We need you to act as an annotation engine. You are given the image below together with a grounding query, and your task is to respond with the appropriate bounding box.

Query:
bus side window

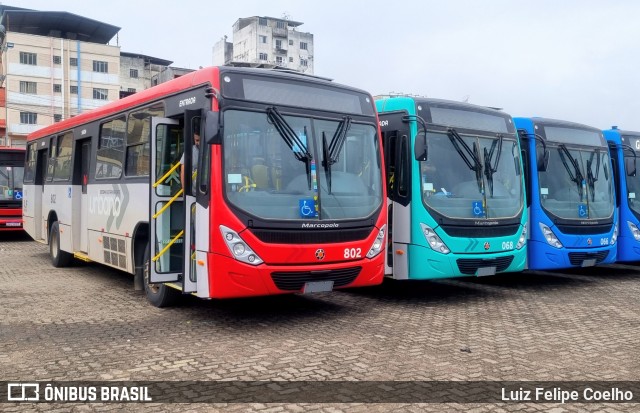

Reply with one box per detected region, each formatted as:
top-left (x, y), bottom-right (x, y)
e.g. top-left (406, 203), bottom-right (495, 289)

top-left (608, 142), bottom-right (620, 207)
top-left (46, 137), bottom-right (56, 182)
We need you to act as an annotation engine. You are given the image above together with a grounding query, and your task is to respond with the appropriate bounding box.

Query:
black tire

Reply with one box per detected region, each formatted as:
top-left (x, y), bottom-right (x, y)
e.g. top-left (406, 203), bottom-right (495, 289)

top-left (143, 244), bottom-right (180, 308)
top-left (50, 221), bottom-right (72, 267)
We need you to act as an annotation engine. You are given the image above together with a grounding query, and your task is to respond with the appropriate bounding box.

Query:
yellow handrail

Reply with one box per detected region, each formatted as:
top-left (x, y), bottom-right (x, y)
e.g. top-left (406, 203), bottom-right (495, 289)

top-left (152, 188), bottom-right (183, 219)
top-left (152, 230), bottom-right (184, 262)
top-left (153, 162), bottom-right (181, 188)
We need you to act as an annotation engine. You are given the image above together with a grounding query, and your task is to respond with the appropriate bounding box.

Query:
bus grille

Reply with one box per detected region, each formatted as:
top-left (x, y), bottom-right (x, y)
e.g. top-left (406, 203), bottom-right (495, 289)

top-left (568, 251), bottom-right (609, 266)
top-left (271, 267), bottom-right (362, 291)
top-left (556, 223), bottom-right (614, 235)
top-left (440, 223), bottom-right (520, 238)
top-left (456, 256), bottom-right (515, 275)
top-left (250, 227), bottom-right (373, 244)
top-left (103, 236), bottom-right (127, 269)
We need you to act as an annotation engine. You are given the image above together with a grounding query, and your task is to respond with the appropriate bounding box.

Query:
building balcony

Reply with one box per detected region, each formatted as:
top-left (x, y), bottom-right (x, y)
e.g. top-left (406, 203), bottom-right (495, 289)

top-left (275, 47), bottom-right (288, 54)
top-left (272, 27), bottom-right (288, 37)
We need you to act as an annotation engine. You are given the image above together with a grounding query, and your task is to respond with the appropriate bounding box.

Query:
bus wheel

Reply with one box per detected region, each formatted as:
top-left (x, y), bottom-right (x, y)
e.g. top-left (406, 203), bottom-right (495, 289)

top-left (143, 245), bottom-right (179, 308)
top-left (50, 221), bottom-right (72, 267)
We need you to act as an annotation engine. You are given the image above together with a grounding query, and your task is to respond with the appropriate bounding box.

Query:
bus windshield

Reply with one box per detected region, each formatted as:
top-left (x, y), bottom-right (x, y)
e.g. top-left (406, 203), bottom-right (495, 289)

top-left (223, 109), bottom-right (382, 221)
top-left (420, 131), bottom-right (523, 219)
top-left (538, 144), bottom-right (614, 219)
top-left (0, 165), bottom-right (24, 201)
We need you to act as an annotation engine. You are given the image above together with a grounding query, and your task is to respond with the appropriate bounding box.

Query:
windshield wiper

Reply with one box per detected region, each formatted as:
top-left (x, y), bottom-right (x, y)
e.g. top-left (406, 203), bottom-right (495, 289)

top-left (586, 149), bottom-right (600, 202)
top-left (267, 106), bottom-right (313, 190)
top-left (557, 144), bottom-right (585, 200)
top-left (447, 128), bottom-right (483, 193)
top-left (483, 134), bottom-right (503, 197)
top-left (321, 116), bottom-right (352, 194)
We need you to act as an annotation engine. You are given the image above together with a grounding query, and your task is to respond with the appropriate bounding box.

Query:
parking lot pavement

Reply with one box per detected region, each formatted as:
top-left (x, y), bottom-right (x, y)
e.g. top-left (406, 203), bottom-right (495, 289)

top-left (1, 233), bottom-right (639, 412)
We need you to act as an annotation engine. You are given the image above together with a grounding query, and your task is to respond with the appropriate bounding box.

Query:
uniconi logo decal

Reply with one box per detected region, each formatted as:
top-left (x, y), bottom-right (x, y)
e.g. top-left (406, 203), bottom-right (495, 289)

top-left (89, 185), bottom-right (130, 231)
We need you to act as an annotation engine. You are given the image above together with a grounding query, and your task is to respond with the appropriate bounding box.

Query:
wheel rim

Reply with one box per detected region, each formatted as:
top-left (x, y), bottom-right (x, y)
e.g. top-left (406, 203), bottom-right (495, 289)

top-left (51, 230), bottom-right (58, 259)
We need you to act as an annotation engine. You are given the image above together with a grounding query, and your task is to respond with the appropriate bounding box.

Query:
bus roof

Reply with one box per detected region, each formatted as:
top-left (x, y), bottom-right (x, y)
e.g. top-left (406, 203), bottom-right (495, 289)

top-left (517, 117), bottom-right (601, 133)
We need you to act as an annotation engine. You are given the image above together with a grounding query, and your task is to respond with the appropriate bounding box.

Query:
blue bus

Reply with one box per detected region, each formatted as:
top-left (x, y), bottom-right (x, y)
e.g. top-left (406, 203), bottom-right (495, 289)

top-left (515, 117), bottom-right (617, 270)
top-left (377, 97), bottom-right (527, 280)
top-left (603, 126), bottom-right (640, 262)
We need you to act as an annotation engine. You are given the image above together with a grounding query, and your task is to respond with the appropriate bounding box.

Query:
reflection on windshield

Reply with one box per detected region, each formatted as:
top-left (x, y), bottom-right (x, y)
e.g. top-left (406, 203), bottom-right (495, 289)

top-left (421, 131), bottom-right (523, 219)
top-left (0, 166), bottom-right (24, 201)
top-left (538, 146), bottom-right (613, 219)
top-left (223, 110), bottom-right (382, 221)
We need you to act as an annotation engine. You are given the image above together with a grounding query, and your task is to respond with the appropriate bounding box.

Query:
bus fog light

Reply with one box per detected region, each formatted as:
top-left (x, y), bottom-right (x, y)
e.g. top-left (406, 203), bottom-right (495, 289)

top-left (516, 222), bottom-right (528, 250)
top-left (420, 223), bottom-right (450, 254)
top-left (366, 225), bottom-right (386, 258)
top-left (611, 224), bottom-right (618, 245)
top-left (627, 221), bottom-right (640, 241)
top-left (219, 225), bottom-right (264, 266)
top-left (539, 222), bottom-right (562, 248)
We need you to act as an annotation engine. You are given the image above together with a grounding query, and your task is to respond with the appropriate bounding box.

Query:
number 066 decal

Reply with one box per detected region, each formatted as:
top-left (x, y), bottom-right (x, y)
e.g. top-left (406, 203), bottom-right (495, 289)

top-left (344, 248), bottom-right (362, 259)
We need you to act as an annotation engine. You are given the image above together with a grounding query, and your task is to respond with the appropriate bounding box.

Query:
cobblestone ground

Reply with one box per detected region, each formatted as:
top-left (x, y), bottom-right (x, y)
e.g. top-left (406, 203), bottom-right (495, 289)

top-left (1, 232), bottom-right (639, 412)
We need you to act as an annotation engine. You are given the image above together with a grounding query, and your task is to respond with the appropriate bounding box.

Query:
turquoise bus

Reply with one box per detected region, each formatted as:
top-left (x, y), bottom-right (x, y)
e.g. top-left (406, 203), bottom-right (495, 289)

top-left (376, 97), bottom-right (527, 279)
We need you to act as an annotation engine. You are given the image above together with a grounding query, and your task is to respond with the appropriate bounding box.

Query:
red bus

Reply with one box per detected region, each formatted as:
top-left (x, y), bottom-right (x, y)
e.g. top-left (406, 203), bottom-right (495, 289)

top-left (0, 147), bottom-right (25, 231)
top-left (23, 66), bottom-right (386, 307)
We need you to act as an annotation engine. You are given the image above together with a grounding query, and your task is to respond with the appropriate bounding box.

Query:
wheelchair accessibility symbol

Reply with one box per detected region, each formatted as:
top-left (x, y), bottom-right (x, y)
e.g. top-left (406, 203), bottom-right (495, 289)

top-left (578, 204), bottom-right (587, 218)
top-left (472, 201), bottom-right (484, 217)
top-left (13, 190), bottom-right (22, 200)
top-left (299, 199), bottom-right (316, 218)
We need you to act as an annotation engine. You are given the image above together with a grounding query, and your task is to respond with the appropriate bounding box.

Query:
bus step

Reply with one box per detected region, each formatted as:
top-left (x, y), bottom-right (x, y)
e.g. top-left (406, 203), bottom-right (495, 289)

top-left (73, 252), bottom-right (92, 262)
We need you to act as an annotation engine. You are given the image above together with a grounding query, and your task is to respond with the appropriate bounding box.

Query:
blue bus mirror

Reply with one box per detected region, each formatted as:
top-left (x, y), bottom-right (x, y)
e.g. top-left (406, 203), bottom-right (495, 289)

top-left (204, 111), bottom-right (220, 144)
top-left (625, 157), bottom-right (637, 177)
top-left (414, 133), bottom-right (427, 161)
top-left (538, 149), bottom-right (549, 171)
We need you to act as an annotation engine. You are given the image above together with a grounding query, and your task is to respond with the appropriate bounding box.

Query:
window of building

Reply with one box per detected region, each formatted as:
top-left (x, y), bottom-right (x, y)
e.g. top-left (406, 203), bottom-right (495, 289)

top-left (96, 117), bottom-right (126, 179)
top-left (20, 112), bottom-right (37, 124)
top-left (53, 132), bottom-right (73, 181)
top-left (93, 88), bottom-right (108, 100)
top-left (70, 85), bottom-right (78, 94)
top-left (259, 53), bottom-right (268, 61)
top-left (300, 42), bottom-right (308, 50)
top-left (289, 57), bottom-right (294, 63)
top-left (258, 17), bottom-right (267, 26)
top-left (289, 39), bottom-right (293, 46)
top-left (54, 114), bottom-right (62, 123)
top-left (130, 68), bottom-right (138, 78)
top-left (125, 103), bottom-right (164, 176)
top-left (70, 57), bottom-right (78, 67)
top-left (276, 39), bottom-right (282, 49)
top-left (276, 21), bottom-right (286, 29)
top-left (19, 52), bottom-right (37, 65)
top-left (92, 60), bottom-right (108, 73)
top-left (53, 84), bottom-right (62, 93)
top-left (53, 55), bottom-right (61, 64)
top-left (127, 88), bottom-right (136, 93)
top-left (19, 81), bottom-right (37, 94)
top-left (276, 56), bottom-right (283, 65)
top-left (259, 35), bottom-right (267, 44)
top-left (300, 59), bottom-right (308, 67)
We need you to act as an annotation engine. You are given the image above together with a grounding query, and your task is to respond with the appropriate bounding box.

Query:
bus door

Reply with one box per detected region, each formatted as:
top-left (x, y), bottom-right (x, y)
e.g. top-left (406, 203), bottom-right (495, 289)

top-left (149, 118), bottom-right (188, 284)
top-left (34, 147), bottom-right (47, 240)
top-left (72, 139), bottom-right (91, 252)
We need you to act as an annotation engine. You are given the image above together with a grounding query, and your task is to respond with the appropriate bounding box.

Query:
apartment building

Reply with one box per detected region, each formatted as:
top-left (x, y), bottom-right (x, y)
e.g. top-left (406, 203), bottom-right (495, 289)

top-left (213, 16), bottom-right (314, 74)
top-left (119, 52), bottom-right (173, 98)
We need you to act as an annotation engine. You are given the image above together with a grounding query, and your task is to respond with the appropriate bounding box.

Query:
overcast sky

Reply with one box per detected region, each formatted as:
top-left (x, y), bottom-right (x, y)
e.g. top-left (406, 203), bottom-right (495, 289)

top-left (12, 0), bottom-right (640, 131)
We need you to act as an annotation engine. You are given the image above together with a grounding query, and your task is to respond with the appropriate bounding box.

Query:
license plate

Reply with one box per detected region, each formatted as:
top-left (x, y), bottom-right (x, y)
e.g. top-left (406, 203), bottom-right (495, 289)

top-left (302, 281), bottom-right (334, 294)
top-left (476, 266), bottom-right (497, 277)
top-left (581, 259), bottom-right (596, 267)
top-left (5, 222), bottom-right (21, 227)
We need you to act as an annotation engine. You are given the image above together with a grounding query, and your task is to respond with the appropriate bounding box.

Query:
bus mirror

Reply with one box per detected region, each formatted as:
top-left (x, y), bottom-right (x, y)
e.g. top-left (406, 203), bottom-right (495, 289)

top-left (204, 111), bottom-right (220, 144)
top-left (537, 149), bottom-right (549, 171)
top-left (414, 133), bottom-right (427, 161)
top-left (625, 157), bottom-right (637, 177)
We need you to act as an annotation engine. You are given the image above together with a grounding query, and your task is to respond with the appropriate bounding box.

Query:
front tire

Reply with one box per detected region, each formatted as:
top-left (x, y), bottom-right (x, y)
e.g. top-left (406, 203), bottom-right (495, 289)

top-left (50, 221), bottom-right (72, 267)
top-left (143, 244), bottom-right (180, 308)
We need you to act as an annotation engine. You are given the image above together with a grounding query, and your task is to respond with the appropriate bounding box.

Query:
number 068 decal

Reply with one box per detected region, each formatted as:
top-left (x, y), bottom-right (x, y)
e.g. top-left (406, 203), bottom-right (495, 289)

top-left (344, 248), bottom-right (362, 259)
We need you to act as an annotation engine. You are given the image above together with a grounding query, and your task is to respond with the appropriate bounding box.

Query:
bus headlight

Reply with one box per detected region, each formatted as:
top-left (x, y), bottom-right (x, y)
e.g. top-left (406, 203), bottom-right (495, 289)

top-left (219, 225), bottom-right (263, 266)
top-left (539, 223), bottom-right (562, 248)
top-left (610, 224), bottom-right (618, 245)
top-left (420, 223), bottom-right (450, 254)
top-left (627, 221), bottom-right (640, 241)
top-left (366, 225), bottom-right (386, 258)
top-left (516, 222), bottom-right (528, 250)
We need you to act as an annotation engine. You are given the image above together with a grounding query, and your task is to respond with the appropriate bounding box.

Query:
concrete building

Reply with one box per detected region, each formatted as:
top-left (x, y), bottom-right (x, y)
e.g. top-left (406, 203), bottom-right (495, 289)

top-left (0, 6), bottom-right (175, 147)
top-left (213, 16), bottom-right (314, 74)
